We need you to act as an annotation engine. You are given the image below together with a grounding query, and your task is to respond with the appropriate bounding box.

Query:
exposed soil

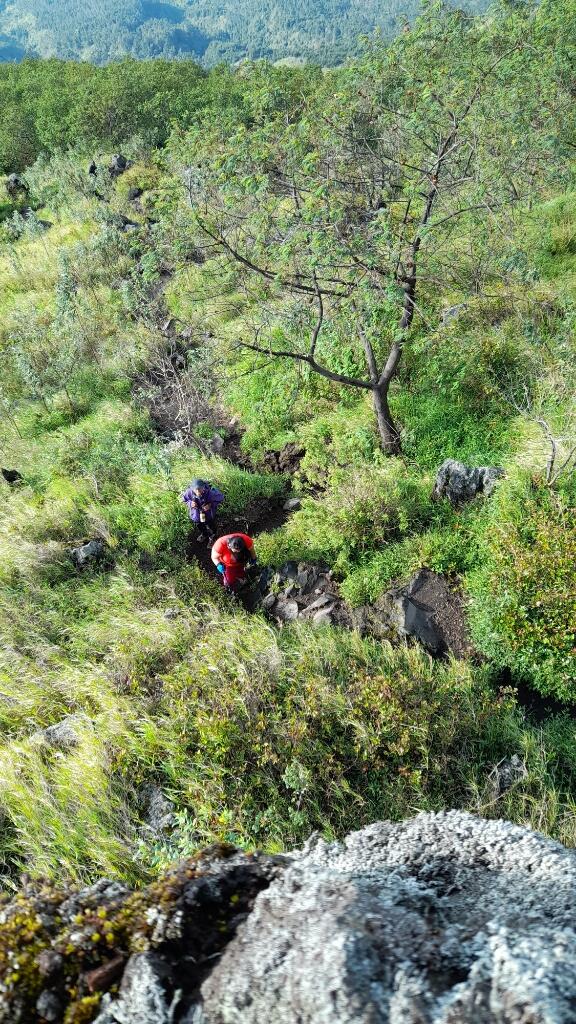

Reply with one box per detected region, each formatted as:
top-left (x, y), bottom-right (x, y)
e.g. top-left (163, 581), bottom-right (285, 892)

top-left (405, 569), bottom-right (473, 660)
top-left (260, 443), bottom-right (305, 476)
top-left (496, 669), bottom-right (576, 723)
top-left (218, 429), bottom-right (254, 470)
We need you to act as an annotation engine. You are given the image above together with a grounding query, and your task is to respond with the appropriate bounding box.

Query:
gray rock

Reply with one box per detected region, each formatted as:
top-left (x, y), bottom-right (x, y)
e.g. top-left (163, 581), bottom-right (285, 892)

top-left (93, 954), bottom-right (175, 1024)
top-left (70, 538), bottom-right (105, 568)
top-left (58, 879), bottom-right (129, 925)
top-left (432, 459), bottom-right (505, 506)
top-left (199, 811), bottom-right (576, 1024)
top-left (34, 715), bottom-right (89, 750)
top-left (401, 595), bottom-right (443, 652)
top-left (6, 173), bottom-right (28, 198)
top-left (368, 567), bottom-right (470, 657)
top-left (108, 154), bottom-right (130, 179)
top-left (261, 593), bottom-right (277, 611)
top-left (295, 570), bottom-right (312, 592)
top-left (36, 990), bottom-right (63, 1022)
top-left (441, 302), bottom-right (468, 325)
top-left (305, 593), bottom-right (334, 613)
top-left (140, 785), bottom-right (176, 835)
top-left (488, 754), bottom-right (528, 798)
top-left (37, 950), bottom-right (64, 979)
top-left (283, 498), bottom-right (302, 512)
top-left (275, 600), bottom-right (300, 623)
top-left (312, 609), bottom-right (333, 626)
top-left (210, 435), bottom-right (225, 454)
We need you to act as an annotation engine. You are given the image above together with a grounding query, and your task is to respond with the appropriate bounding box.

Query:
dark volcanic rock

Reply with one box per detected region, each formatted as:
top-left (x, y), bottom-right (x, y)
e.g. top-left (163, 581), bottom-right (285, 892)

top-left (432, 458), bottom-right (504, 506)
top-left (108, 154), bottom-right (131, 178)
top-left (1, 468), bottom-right (23, 485)
top-left (261, 561), bottom-right (351, 628)
top-left (70, 538), bottom-right (106, 568)
top-left (352, 568), bottom-right (471, 658)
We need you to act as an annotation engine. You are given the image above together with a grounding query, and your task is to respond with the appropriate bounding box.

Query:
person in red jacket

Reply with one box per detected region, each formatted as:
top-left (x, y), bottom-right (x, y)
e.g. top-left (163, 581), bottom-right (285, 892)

top-left (211, 533), bottom-right (257, 592)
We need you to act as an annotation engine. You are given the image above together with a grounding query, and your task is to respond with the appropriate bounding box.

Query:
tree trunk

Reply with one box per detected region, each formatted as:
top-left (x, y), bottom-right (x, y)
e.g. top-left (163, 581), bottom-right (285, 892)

top-left (373, 380), bottom-right (401, 455)
top-left (359, 323), bottom-right (402, 456)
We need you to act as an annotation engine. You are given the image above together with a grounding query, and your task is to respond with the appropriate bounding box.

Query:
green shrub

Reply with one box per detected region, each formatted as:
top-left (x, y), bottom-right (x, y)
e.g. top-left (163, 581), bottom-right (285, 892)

top-left (257, 462), bottom-right (433, 573)
top-left (340, 511), bottom-right (480, 605)
top-left (148, 625), bottom-right (523, 858)
top-left (115, 163), bottom-right (161, 199)
top-left (468, 479), bottom-right (576, 700)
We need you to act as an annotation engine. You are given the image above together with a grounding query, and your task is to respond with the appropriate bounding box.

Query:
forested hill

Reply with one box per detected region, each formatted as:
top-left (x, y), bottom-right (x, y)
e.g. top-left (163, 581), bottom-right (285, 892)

top-left (0, 0), bottom-right (489, 65)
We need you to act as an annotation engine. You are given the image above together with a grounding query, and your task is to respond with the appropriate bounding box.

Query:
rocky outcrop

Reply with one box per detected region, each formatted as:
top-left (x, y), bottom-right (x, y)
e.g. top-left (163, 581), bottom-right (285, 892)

top-left (432, 459), bottom-right (504, 506)
top-left (262, 564), bottom-right (470, 656)
top-left (352, 567), bottom-right (471, 658)
top-left (3, 813), bottom-right (574, 1024)
top-left (70, 538), bottom-right (106, 568)
top-left (195, 811), bottom-right (576, 1024)
top-left (262, 561), bottom-right (352, 628)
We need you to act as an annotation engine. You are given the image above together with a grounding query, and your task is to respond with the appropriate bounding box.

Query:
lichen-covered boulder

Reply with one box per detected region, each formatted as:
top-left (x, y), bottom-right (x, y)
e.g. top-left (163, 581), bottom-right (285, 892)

top-left (2, 814), bottom-right (576, 1023)
top-left (197, 811), bottom-right (576, 1024)
top-left (431, 459), bottom-right (504, 506)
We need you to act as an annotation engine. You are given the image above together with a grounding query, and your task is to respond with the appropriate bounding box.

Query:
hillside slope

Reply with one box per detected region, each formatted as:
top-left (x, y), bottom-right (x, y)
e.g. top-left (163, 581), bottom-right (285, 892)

top-left (0, 0), bottom-right (575, 896)
top-left (0, 0), bottom-right (488, 64)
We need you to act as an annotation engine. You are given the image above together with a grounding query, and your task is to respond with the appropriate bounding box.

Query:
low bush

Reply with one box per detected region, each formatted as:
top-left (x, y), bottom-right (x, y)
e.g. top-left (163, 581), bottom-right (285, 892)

top-left (257, 462), bottom-right (433, 573)
top-left (468, 478), bottom-right (576, 701)
top-left (142, 625), bottom-right (526, 862)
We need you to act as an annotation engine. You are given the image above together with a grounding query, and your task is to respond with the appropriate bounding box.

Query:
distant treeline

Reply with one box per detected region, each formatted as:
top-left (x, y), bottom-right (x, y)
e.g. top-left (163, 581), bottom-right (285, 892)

top-left (0, 0), bottom-right (489, 67)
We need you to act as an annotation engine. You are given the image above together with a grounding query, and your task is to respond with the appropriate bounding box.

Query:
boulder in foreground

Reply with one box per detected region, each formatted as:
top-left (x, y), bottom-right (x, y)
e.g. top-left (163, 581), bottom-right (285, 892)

top-left (2, 811), bottom-right (572, 1024)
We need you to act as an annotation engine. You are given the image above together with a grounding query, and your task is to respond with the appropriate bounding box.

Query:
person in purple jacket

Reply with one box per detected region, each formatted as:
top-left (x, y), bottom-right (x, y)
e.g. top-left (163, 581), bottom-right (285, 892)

top-left (182, 478), bottom-right (224, 544)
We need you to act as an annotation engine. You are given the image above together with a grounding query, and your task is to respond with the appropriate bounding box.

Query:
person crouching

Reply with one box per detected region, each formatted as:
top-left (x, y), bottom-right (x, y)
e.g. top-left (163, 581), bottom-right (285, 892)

top-left (182, 478), bottom-right (224, 545)
top-left (211, 533), bottom-right (257, 594)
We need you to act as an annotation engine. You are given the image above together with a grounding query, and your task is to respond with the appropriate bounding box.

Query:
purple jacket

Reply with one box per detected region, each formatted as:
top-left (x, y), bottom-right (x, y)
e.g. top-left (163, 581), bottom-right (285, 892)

top-left (182, 484), bottom-right (224, 523)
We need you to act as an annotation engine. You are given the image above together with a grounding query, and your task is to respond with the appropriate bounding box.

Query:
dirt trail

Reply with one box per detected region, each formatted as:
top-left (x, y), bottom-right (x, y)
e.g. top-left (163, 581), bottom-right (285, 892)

top-left (185, 494), bottom-right (291, 579)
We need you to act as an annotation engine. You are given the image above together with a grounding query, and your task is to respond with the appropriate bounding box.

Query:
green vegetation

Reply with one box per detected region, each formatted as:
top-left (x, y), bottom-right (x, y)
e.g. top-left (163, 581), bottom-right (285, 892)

top-left (0, 0), bottom-right (575, 891)
top-left (0, 0), bottom-right (488, 66)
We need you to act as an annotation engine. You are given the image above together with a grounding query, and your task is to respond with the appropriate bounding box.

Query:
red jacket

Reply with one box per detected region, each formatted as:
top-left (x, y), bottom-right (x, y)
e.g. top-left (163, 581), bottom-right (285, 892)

top-left (211, 533), bottom-right (255, 569)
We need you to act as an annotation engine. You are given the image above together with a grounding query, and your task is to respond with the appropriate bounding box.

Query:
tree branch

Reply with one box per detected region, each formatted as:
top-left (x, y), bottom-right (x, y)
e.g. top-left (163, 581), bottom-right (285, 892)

top-left (238, 340), bottom-right (373, 390)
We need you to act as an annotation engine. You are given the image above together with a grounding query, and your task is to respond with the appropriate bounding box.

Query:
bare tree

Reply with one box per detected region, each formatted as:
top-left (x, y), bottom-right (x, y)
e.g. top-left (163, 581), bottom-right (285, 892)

top-left (174, 9), bottom-right (553, 454)
top-left (502, 378), bottom-right (576, 487)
